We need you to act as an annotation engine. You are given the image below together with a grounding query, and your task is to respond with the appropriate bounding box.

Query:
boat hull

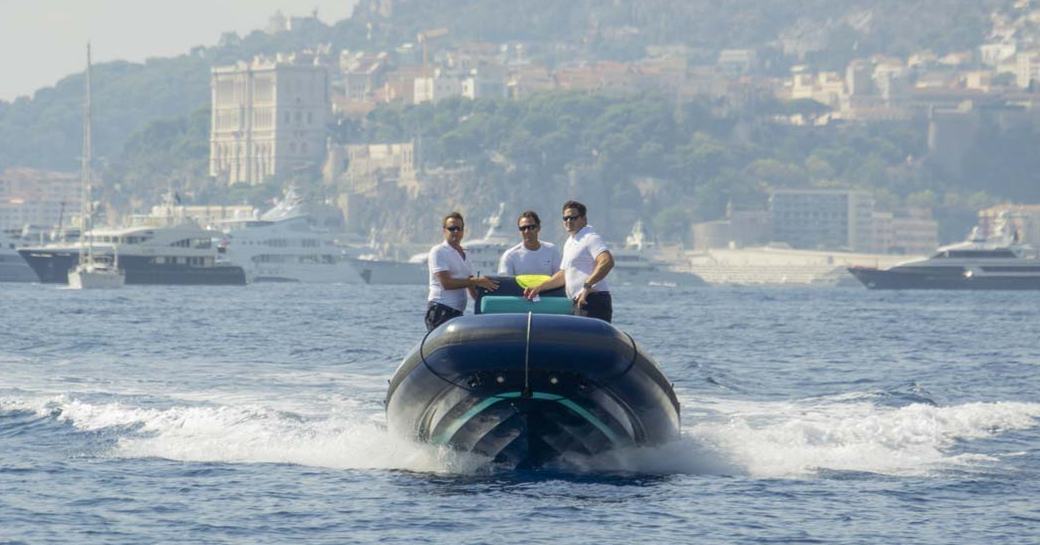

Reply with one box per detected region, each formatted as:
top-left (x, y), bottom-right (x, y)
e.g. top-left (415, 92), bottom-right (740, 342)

top-left (348, 258), bottom-right (427, 285)
top-left (385, 314), bottom-right (680, 469)
top-left (19, 250), bottom-right (246, 286)
top-left (68, 268), bottom-right (125, 289)
top-left (848, 266), bottom-right (1040, 290)
top-left (0, 254), bottom-right (36, 282)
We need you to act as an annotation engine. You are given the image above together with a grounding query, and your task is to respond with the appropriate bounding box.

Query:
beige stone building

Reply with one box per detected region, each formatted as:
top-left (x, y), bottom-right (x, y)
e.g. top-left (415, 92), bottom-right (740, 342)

top-left (210, 54), bottom-right (330, 185)
top-left (324, 142), bottom-right (417, 195)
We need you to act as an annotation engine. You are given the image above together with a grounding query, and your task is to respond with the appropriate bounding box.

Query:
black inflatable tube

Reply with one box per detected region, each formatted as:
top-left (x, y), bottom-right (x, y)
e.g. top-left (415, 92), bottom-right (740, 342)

top-left (386, 313), bottom-right (680, 469)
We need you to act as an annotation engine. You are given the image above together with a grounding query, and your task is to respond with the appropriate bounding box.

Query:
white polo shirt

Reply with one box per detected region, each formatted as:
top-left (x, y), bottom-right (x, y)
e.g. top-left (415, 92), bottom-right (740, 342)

top-left (561, 225), bottom-right (610, 299)
top-left (497, 242), bottom-right (561, 276)
top-left (427, 241), bottom-right (473, 312)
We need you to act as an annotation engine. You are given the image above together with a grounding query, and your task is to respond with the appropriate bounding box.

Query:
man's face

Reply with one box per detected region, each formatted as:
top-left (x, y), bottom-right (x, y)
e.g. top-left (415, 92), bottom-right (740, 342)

top-left (443, 217), bottom-right (465, 245)
top-left (518, 217), bottom-right (540, 244)
top-left (562, 207), bottom-right (586, 234)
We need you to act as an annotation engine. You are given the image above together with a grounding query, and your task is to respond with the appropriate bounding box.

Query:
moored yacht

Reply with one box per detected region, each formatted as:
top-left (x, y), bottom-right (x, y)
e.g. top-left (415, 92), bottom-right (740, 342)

top-left (611, 221), bottom-right (706, 287)
top-left (464, 203), bottom-right (513, 276)
top-left (848, 217), bottom-right (1040, 290)
top-left (348, 204), bottom-right (512, 285)
top-left (20, 200), bottom-right (245, 286)
top-left (218, 187), bottom-right (362, 283)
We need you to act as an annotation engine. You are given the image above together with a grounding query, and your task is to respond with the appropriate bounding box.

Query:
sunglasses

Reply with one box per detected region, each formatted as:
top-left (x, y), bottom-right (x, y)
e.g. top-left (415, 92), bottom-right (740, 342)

top-left (518, 225), bottom-right (539, 232)
top-left (444, 226), bottom-right (464, 232)
top-left (562, 215), bottom-right (582, 222)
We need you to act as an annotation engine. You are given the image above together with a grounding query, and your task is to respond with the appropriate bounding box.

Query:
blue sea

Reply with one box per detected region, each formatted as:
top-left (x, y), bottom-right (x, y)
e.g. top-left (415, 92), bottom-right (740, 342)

top-left (1, 283), bottom-right (1038, 544)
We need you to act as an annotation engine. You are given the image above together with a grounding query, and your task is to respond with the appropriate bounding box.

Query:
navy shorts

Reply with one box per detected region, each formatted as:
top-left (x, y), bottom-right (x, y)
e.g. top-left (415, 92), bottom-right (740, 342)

top-left (425, 302), bottom-right (463, 332)
top-left (573, 291), bottom-right (612, 323)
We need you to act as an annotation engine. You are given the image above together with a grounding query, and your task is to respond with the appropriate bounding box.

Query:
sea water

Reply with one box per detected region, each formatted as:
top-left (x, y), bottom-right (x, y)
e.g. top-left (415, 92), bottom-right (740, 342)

top-left (1, 283), bottom-right (1038, 544)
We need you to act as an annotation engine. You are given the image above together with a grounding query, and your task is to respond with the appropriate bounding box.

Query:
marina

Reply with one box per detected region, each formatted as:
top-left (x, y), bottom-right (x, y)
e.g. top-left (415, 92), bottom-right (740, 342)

top-left (4, 2), bottom-right (1040, 543)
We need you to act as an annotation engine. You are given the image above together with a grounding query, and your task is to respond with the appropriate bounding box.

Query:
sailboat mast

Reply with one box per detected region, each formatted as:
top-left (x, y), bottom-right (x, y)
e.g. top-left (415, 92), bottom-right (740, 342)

top-left (81, 43), bottom-right (94, 265)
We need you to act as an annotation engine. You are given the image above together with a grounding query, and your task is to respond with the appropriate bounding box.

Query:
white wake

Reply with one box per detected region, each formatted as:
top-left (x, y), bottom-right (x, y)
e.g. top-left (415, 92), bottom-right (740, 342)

top-left (5, 392), bottom-right (1038, 478)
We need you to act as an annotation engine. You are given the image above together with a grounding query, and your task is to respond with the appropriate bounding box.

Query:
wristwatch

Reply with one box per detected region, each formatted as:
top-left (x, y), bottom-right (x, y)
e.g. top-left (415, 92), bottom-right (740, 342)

top-left (582, 281), bottom-right (594, 291)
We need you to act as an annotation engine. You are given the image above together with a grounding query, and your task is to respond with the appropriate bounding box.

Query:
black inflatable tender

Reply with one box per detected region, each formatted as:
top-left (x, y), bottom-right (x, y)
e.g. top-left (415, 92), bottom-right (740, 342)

top-left (385, 311), bottom-right (681, 469)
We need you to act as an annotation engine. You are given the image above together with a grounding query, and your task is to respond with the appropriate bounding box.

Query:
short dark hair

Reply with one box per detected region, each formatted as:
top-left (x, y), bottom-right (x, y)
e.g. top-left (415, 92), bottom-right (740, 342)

top-left (562, 200), bottom-right (586, 217)
top-left (442, 211), bottom-right (464, 228)
top-left (517, 210), bottom-right (541, 227)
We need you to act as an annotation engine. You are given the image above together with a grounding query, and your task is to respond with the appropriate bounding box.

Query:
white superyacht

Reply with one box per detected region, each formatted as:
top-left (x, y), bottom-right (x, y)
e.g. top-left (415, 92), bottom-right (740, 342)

top-left (218, 187), bottom-right (363, 284)
top-left (610, 221), bottom-right (706, 287)
top-left (348, 204), bottom-right (512, 285)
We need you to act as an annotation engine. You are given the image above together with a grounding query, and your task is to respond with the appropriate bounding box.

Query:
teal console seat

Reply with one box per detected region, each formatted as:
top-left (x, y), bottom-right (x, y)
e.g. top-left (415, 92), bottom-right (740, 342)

top-left (479, 295), bottom-right (572, 315)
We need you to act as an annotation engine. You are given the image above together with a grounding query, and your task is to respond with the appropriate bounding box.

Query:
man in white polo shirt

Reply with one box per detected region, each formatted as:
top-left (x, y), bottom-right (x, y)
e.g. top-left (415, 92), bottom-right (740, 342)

top-left (523, 200), bottom-right (615, 322)
top-left (426, 211), bottom-right (499, 331)
top-left (498, 210), bottom-right (561, 277)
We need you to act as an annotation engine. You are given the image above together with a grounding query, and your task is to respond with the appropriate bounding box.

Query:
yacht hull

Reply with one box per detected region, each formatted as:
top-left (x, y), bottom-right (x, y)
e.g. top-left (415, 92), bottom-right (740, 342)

top-left (612, 267), bottom-right (707, 288)
top-left (849, 266), bottom-right (1040, 290)
top-left (0, 255), bottom-right (36, 282)
top-left (349, 258), bottom-right (427, 285)
top-left (386, 314), bottom-right (680, 469)
top-left (19, 250), bottom-right (246, 285)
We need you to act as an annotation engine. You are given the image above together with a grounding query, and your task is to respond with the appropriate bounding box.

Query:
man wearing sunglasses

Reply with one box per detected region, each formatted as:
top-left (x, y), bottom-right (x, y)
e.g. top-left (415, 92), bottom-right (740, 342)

top-left (523, 200), bottom-right (615, 322)
top-left (498, 210), bottom-right (561, 276)
top-left (426, 211), bottom-right (499, 331)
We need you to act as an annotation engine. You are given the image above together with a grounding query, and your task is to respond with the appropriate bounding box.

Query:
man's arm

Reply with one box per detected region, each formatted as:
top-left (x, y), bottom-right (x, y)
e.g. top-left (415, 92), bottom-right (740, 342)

top-left (584, 250), bottom-right (614, 287)
top-left (435, 271), bottom-right (498, 291)
top-left (524, 270), bottom-right (565, 299)
top-left (575, 250), bottom-right (614, 308)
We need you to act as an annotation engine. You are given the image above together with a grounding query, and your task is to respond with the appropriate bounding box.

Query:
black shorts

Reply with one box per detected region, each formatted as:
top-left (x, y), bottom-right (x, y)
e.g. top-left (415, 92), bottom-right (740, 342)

top-left (573, 291), bottom-right (612, 323)
top-left (425, 302), bottom-right (463, 332)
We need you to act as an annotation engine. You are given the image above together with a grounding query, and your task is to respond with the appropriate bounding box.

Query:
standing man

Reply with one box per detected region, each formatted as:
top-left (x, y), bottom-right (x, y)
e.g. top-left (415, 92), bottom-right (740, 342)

top-left (426, 212), bottom-right (498, 331)
top-left (524, 201), bottom-right (615, 322)
top-left (498, 210), bottom-right (562, 276)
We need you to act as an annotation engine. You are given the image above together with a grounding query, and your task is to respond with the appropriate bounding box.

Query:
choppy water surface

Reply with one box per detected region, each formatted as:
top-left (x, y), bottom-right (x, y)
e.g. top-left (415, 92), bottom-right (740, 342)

top-left (1, 283), bottom-right (1038, 544)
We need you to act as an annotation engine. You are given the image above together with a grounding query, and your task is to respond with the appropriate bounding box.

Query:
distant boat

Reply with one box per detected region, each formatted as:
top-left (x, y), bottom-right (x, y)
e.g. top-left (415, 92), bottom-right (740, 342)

top-left (68, 251), bottom-right (124, 289)
top-left (611, 221), bottom-right (706, 287)
top-left (348, 204), bottom-right (513, 285)
top-left (20, 206), bottom-right (245, 286)
top-left (66, 43), bottom-right (124, 290)
top-left (217, 186), bottom-right (363, 284)
top-left (849, 215), bottom-right (1040, 290)
top-left (463, 202), bottom-right (513, 276)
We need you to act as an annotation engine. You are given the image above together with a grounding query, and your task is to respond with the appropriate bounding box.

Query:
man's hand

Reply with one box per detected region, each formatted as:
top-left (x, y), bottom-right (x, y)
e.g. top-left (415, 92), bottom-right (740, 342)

top-left (574, 287), bottom-right (590, 309)
top-left (523, 283), bottom-right (542, 300)
top-left (474, 276), bottom-right (499, 291)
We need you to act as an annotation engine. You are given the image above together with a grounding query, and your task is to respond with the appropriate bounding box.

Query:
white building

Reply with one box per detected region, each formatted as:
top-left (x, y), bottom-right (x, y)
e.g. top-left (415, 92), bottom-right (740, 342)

top-left (980, 42), bottom-right (1017, 66)
top-left (461, 67), bottom-right (507, 100)
top-left (413, 69), bottom-right (463, 104)
top-left (210, 54), bottom-right (330, 185)
top-left (1015, 51), bottom-right (1040, 88)
top-left (770, 189), bottom-right (875, 252)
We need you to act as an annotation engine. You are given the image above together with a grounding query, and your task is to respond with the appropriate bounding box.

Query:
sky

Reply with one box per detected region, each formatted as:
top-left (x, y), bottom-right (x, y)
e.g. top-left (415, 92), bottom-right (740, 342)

top-left (0, 0), bottom-right (357, 102)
